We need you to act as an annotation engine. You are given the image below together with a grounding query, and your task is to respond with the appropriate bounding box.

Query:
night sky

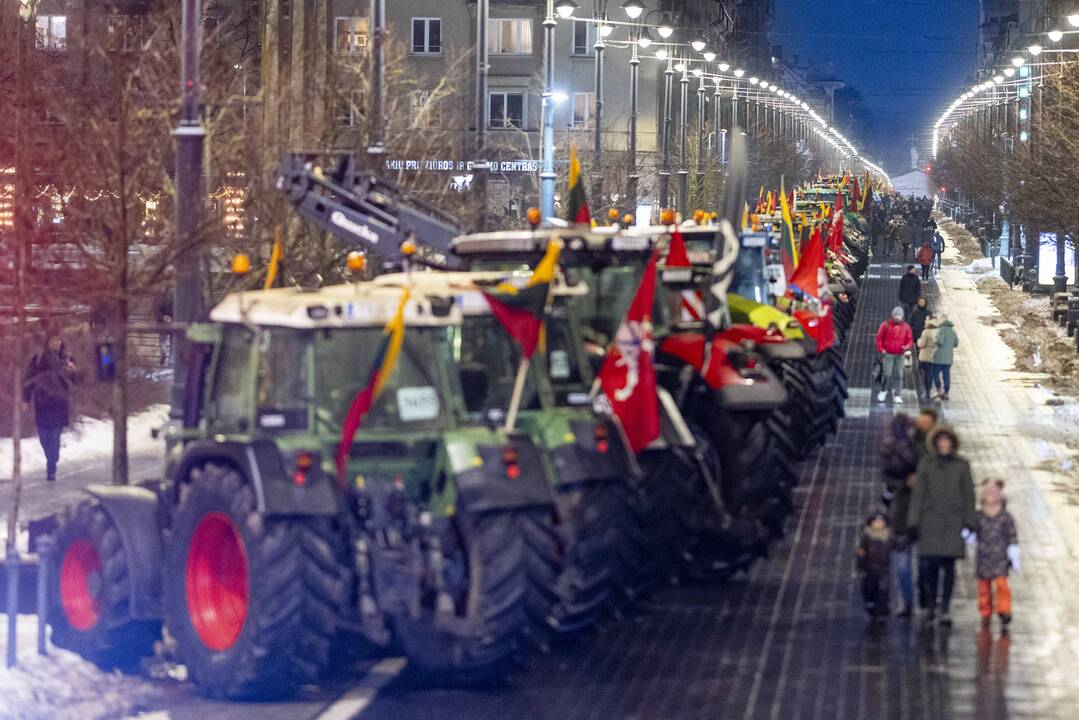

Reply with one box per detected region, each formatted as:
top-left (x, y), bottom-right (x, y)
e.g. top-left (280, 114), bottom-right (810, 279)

top-left (772, 0), bottom-right (980, 176)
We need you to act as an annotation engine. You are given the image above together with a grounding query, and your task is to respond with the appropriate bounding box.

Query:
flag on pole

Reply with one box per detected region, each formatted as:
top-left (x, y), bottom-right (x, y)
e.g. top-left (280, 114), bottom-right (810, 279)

top-left (336, 288), bottom-right (410, 482)
top-left (264, 226), bottom-right (283, 290)
top-left (598, 252), bottom-right (660, 452)
top-left (482, 239), bottom-right (562, 359)
top-left (565, 144), bottom-right (591, 224)
top-left (852, 177), bottom-right (862, 208)
top-left (778, 179), bottom-right (799, 276)
top-left (788, 226), bottom-right (824, 299)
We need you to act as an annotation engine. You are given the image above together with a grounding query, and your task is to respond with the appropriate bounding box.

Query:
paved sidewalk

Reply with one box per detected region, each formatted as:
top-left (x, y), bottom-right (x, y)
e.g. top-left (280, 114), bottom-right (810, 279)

top-left (350, 255), bottom-right (1079, 720)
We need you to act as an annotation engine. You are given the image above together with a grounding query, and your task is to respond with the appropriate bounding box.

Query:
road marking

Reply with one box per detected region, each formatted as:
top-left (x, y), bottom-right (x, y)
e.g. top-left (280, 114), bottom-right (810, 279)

top-left (315, 657), bottom-right (407, 720)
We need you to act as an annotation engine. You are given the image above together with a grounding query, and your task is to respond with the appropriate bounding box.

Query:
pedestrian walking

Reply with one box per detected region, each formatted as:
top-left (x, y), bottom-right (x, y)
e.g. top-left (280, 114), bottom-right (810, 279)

top-left (974, 480), bottom-right (1019, 630)
top-left (880, 410), bottom-right (937, 617)
top-left (22, 332), bottom-right (81, 482)
top-left (856, 508), bottom-right (895, 622)
top-left (909, 297), bottom-right (930, 344)
top-left (916, 315), bottom-right (939, 400)
top-left (901, 220), bottom-right (914, 261)
top-left (876, 307), bottom-right (913, 404)
top-left (931, 231), bottom-right (945, 270)
top-left (931, 314), bottom-right (959, 400)
top-left (899, 265), bottom-right (921, 319)
top-left (908, 426), bottom-right (977, 626)
top-left (917, 242), bottom-right (934, 282)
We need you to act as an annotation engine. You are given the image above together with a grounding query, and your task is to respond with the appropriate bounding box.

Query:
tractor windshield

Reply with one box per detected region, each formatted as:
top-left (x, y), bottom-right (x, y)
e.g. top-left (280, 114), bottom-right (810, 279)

top-left (452, 316), bottom-right (546, 415)
top-left (730, 244), bottom-right (768, 303)
top-left (316, 327), bottom-right (455, 431)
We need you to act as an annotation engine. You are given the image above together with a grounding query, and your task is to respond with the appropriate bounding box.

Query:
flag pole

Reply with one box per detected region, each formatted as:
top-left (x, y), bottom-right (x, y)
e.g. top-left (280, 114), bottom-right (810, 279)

top-left (503, 357), bottom-right (530, 433)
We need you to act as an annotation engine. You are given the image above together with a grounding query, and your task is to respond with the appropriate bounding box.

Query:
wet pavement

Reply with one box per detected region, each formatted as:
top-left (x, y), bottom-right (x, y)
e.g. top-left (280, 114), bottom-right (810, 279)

top-left (344, 250), bottom-right (1079, 720)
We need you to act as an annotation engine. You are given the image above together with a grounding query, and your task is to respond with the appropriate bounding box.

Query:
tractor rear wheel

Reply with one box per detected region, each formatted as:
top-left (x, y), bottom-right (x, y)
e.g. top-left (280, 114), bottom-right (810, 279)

top-left (392, 509), bottom-right (533, 682)
top-left (49, 500), bottom-right (160, 670)
top-left (163, 462), bottom-right (347, 699)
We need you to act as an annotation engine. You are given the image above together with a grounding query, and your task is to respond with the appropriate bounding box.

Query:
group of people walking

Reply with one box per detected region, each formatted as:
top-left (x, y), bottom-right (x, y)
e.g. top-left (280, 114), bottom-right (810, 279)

top-left (877, 266), bottom-right (957, 402)
top-left (859, 410), bottom-right (1020, 629)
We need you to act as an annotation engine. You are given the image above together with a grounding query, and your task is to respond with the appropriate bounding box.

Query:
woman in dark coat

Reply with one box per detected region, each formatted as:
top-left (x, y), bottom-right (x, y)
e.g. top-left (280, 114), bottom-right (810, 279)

top-left (22, 333), bottom-right (80, 481)
top-left (907, 426), bottom-right (977, 624)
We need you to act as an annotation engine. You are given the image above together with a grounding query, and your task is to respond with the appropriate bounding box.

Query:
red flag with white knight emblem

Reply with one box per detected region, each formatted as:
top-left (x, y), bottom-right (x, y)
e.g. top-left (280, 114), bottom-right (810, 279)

top-left (598, 253), bottom-right (660, 452)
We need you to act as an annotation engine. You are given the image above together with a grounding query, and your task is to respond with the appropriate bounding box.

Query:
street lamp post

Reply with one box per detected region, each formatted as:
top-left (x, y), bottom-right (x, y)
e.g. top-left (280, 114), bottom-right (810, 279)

top-left (475, 0), bottom-right (489, 229)
top-left (368, 0), bottom-right (386, 157)
top-left (171, 0), bottom-right (206, 420)
top-left (713, 78), bottom-right (725, 164)
top-left (540, 0), bottom-right (558, 220)
top-left (592, 1), bottom-right (608, 208)
top-left (677, 61), bottom-right (689, 215)
top-left (659, 57), bottom-right (674, 212)
top-left (696, 74), bottom-right (706, 205)
top-left (626, 26), bottom-right (640, 215)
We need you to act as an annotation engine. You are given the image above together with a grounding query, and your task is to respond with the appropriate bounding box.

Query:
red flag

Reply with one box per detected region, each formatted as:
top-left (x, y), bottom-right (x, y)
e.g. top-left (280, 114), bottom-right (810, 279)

top-left (666, 228), bottom-right (691, 267)
top-left (788, 226), bottom-right (824, 298)
top-left (599, 253), bottom-right (660, 452)
top-left (852, 177), bottom-right (862, 207)
top-left (827, 207), bottom-right (845, 253)
top-left (482, 240), bottom-right (561, 359)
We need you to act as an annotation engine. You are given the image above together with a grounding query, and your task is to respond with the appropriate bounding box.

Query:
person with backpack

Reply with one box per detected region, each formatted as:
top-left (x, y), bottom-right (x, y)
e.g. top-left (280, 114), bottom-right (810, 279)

top-left (22, 332), bottom-right (81, 482)
top-left (876, 306), bottom-right (913, 403)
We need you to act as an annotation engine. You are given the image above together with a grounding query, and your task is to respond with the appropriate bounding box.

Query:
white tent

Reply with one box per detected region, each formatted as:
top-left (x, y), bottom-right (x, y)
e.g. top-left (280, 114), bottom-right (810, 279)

top-left (891, 170), bottom-right (932, 198)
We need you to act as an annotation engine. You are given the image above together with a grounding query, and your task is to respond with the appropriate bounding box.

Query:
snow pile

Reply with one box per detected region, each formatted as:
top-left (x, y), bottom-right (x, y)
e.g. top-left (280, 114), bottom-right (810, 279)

top-left (0, 616), bottom-right (161, 720)
top-left (0, 405), bottom-right (168, 479)
top-left (963, 257), bottom-right (999, 277)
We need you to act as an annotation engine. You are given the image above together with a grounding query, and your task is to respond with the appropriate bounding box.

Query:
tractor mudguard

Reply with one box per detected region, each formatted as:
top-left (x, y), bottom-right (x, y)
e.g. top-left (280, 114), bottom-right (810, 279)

top-left (550, 418), bottom-right (636, 488)
top-left (171, 439), bottom-right (339, 517)
top-left (82, 484), bottom-right (163, 620)
top-left (453, 436), bottom-right (554, 514)
top-left (659, 333), bottom-right (788, 412)
top-left (721, 324), bottom-right (808, 361)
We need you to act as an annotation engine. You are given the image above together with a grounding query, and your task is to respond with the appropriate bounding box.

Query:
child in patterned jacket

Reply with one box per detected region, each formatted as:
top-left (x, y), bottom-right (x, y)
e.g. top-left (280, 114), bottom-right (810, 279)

top-left (974, 480), bottom-right (1019, 629)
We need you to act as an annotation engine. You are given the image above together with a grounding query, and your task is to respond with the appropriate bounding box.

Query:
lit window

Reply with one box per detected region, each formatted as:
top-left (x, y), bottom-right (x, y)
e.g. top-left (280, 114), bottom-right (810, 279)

top-left (488, 91), bottom-right (525, 129)
top-left (36, 15), bottom-right (66, 51)
top-left (412, 17), bottom-right (441, 55)
top-left (488, 19), bottom-right (532, 55)
top-left (572, 92), bottom-right (593, 129)
top-left (572, 20), bottom-right (595, 56)
top-left (335, 17), bottom-right (369, 54)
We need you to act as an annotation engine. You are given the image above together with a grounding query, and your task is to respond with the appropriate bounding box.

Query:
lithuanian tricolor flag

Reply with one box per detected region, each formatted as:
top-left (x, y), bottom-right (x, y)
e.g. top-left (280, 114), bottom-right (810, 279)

top-left (482, 239), bottom-right (562, 359)
top-left (779, 179), bottom-right (799, 275)
top-left (565, 144), bottom-right (591, 224)
top-left (336, 288), bottom-right (410, 482)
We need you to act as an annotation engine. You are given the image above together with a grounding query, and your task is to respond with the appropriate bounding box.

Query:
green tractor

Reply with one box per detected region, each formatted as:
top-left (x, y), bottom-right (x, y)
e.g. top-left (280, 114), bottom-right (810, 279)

top-left (375, 270), bottom-right (657, 634)
top-left (48, 282), bottom-right (560, 696)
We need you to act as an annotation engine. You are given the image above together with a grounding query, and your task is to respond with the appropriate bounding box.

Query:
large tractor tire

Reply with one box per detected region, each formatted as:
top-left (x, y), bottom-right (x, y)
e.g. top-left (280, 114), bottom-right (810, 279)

top-left (520, 484), bottom-right (624, 642)
top-left (163, 462), bottom-right (347, 699)
top-left (608, 480), bottom-right (666, 602)
top-left (49, 500), bottom-right (160, 670)
top-left (392, 509), bottom-right (534, 682)
top-left (709, 417), bottom-right (794, 539)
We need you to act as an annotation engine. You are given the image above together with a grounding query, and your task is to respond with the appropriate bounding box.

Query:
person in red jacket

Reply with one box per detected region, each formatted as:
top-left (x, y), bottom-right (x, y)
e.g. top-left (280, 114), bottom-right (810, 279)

top-left (877, 306), bottom-right (914, 404)
top-left (917, 242), bottom-right (934, 281)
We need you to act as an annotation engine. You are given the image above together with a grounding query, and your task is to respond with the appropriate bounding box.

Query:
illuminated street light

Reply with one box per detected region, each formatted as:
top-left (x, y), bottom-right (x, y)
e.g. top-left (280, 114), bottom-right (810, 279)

top-left (1048, 28), bottom-right (1064, 42)
top-left (655, 48), bottom-right (668, 60)
top-left (718, 62), bottom-right (730, 72)
top-left (702, 51), bottom-right (716, 62)
top-left (749, 76), bottom-right (759, 85)
top-left (1011, 56), bottom-right (1025, 67)
top-left (657, 16), bottom-right (674, 38)
top-left (637, 28), bottom-right (653, 48)
top-left (691, 34), bottom-right (707, 53)
top-left (551, 90), bottom-right (569, 103)
top-left (733, 68), bottom-right (745, 77)
top-left (1069, 14), bottom-right (1079, 28)
top-left (599, 24), bottom-right (614, 38)
top-left (692, 67), bottom-right (703, 77)
top-left (554, 0), bottom-right (577, 19)
top-left (620, 0), bottom-right (645, 19)
top-left (1028, 44), bottom-right (1042, 56)
top-left (993, 74), bottom-right (1004, 83)
top-left (674, 61), bottom-right (686, 72)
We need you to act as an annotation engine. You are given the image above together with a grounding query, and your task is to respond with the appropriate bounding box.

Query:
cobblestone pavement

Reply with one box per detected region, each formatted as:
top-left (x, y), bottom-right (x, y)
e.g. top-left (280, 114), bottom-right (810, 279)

top-left (349, 253), bottom-right (1079, 720)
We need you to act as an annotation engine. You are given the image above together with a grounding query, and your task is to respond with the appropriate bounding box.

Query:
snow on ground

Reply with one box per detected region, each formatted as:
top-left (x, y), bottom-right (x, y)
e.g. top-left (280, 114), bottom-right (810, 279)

top-left (0, 405), bottom-right (168, 480)
top-left (0, 615), bottom-right (161, 720)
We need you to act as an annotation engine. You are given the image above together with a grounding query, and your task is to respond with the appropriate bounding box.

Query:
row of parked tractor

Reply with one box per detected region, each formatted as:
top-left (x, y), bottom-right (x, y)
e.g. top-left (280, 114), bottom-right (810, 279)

top-left (43, 154), bottom-right (877, 698)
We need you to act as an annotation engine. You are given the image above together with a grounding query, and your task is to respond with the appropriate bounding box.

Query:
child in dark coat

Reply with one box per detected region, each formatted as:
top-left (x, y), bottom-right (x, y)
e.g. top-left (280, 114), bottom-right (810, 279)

top-left (857, 508), bottom-right (895, 620)
top-left (975, 480), bottom-right (1019, 629)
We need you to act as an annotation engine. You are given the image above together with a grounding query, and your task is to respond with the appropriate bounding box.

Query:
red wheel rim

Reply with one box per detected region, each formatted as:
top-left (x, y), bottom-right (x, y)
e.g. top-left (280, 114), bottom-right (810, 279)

top-left (185, 512), bottom-right (249, 651)
top-left (60, 538), bottom-right (102, 631)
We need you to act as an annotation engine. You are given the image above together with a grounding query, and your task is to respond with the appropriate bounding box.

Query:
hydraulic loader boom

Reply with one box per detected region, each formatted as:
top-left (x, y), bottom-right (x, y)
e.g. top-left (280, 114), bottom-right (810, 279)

top-left (276, 154), bottom-right (467, 270)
